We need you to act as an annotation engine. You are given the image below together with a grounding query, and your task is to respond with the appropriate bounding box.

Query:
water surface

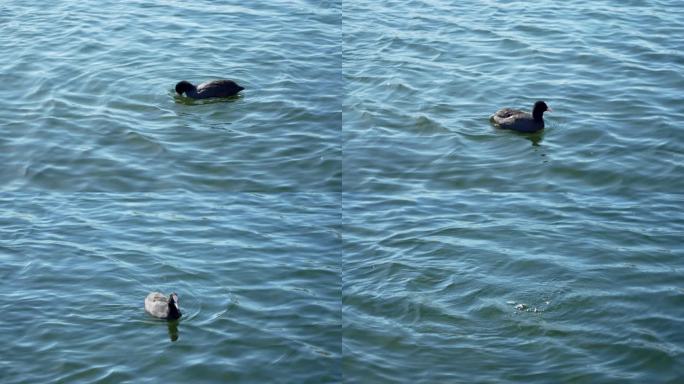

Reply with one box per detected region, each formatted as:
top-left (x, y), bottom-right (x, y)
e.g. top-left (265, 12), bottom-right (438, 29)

top-left (1, 193), bottom-right (341, 383)
top-left (343, 1), bottom-right (684, 382)
top-left (0, 1), bottom-right (341, 192)
top-left (343, 0), bottom-right (684, 194)
top-left (2, 0), bottom-right (683, 383)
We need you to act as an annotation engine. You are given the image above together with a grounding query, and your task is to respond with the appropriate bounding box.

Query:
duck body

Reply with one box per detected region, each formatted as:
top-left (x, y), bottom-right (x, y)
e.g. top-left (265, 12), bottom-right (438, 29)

top-left (490, 100), bottom-right (551, 133)
top-left (175, 79), bottom-right (244, 99)
top-left (145, 292), bottom-right (182, 320)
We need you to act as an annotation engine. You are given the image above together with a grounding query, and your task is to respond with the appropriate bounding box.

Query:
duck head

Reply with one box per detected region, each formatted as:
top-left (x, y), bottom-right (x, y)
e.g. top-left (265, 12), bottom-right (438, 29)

top-left (175, 81), bottom-right (195, 96)
top-left (532, 101), bottom-right (552, 121)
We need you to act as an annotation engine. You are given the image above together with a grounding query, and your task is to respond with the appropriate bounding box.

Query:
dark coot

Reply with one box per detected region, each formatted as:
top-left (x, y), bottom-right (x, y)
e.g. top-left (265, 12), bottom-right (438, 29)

top-left (175, 79), bottom-right (244, 99)
top-left (490, 101), bottom-right (552, 133)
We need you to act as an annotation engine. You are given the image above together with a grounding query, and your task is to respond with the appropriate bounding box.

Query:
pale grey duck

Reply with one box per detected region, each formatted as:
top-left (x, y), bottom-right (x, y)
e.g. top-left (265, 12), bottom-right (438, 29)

top-left (144, 292), bottom-right (182, 320)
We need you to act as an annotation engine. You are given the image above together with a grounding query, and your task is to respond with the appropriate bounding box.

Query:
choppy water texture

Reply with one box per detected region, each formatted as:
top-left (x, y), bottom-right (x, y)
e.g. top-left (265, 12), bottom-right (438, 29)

top-left (343, 192), bottom-right (684, 383)
top-left (2, 0), bottom-right (684, 383)
top-left (1, 194), bottom-right (341, 383)
top-left (343, 0), bottom-right (684, 383)
top-left (344, 0), bottom-right (684, 194)
top-left (0, 1), bottom-right (341, 192)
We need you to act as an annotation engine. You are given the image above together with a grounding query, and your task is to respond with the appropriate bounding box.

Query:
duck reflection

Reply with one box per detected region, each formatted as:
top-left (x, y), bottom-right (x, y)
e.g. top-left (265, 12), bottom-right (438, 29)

top-left (525, 131), bottom-right (544, 146)
top-left (167, 320), bottom-right (180, 342)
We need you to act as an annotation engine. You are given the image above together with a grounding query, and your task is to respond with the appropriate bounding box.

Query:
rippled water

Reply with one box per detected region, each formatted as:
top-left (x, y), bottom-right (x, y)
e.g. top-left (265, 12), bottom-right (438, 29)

top-left (2, 0), bottom-right (683, 383)
top-left (343, 192), bottom-right (683, 382)
top-left (0, 1), bottom-right (341, 191)
top-left (1, 193), bottom-right (341, 383)
top-left (344, 0), bottom-right (684, 194)
top-left (343, 0), bottom-right (684, 383)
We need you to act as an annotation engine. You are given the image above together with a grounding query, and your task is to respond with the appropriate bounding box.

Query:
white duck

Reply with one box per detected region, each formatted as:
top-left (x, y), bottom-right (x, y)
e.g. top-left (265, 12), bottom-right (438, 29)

top-left (145, 292), bottom-right (182, 320)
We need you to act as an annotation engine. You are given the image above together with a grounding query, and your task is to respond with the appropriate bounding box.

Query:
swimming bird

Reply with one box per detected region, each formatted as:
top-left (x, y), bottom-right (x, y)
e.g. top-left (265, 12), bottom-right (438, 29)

top-left (175, 80), bottom-right (244, 99)
top-left (145, 292), bottom-right (182, 320)
top-left (490, 100), bottom-right (552, 133)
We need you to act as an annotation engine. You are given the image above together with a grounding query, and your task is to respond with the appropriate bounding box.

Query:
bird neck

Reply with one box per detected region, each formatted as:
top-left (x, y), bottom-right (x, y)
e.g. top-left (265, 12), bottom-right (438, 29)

top-left (533, 109), bottom-right (544, 121)
top-left (168, 302), bottom-right (181, 319)
top-left (185, 87), bottom-right (198, 98)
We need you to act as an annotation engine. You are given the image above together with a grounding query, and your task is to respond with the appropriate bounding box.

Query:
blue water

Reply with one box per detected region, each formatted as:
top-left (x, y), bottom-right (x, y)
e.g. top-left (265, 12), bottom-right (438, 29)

top-left (2, 0), bottom-right (684, 383)
top-left (344, 0), bottom-right (684, 194)
top-left (342, 1), bottom-right (683, 382)
top-left (343, 192), bottom-right (683, 382)
top-left (1, 193), bottom-right (341, 383)
top-left (0, 1), bottom-right (341, 191)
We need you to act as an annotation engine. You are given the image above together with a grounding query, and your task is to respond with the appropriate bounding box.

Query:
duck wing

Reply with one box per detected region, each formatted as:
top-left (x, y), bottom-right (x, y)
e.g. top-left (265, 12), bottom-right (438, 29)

top-left (492, 108), bottom-right (527, 119)
top-left (490, 108), bottom-right (532, 127)
top-left (196, 80), bottom-right (243, 98)
top-left (145, 292), bottom-right (169, 318)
